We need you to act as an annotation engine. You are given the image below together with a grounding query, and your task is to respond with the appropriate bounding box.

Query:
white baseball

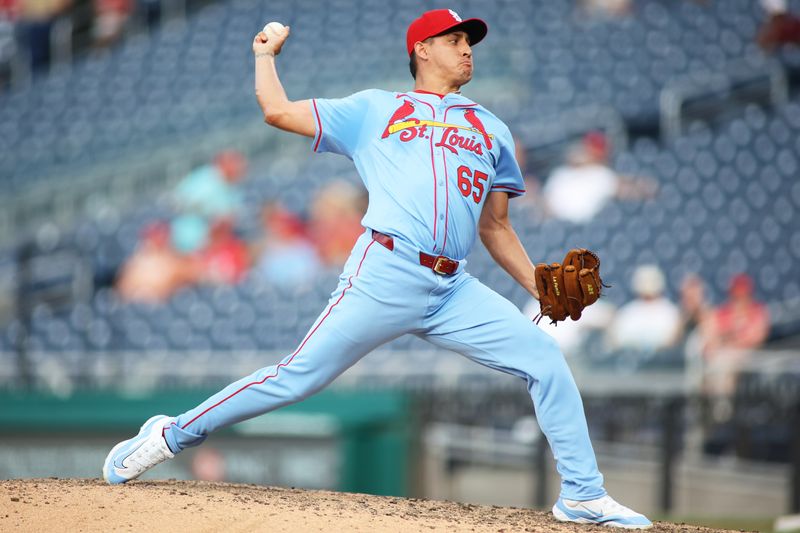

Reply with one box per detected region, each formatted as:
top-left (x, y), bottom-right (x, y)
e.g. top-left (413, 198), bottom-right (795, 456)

top-left (262, 21), bottom-right (286, 38)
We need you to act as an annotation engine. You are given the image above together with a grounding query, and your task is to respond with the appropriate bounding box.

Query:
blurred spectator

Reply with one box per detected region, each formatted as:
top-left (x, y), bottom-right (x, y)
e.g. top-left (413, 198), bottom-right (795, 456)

top-left (579, 0), bottom-right (632, 18)
top-left (16, 0), bottom-right (72, 73)
top-left (194, 219), bottom-right (250, 285)
top-left (170, 213), bottom-right (209, 255)
top-left (0, 0), bottom-right (18, 19)
top-left (115, 221), bottom-right (195, 303)
top-left (191, 447), bottom-right (226, 482)
top-left (608, 265), bottom-right (681, 352)
top-left (704, 274), bottom-right (770, 352)
top-left (0, 0), bottom-right (17, 87)
top-left (171, 150), bottom-right (247, 253)
top-left (758, 0), bottom-right (800, 51)
top-left (93, 0), bottom-right (132, 48)
top-left (679, 273), bottom-right (713, 383)
top-left (253, 202), bottom-right (321, 287)
top-left (542, 132), bottom-right (657, 224)
top-left (526, 297), bottom-right (616, 360)
top-left (512, 134), bottom-right (546, 217)
top-left (701, 273), bottom-right (770, 396)
top-left (679, 273), bottom-right (711, 338)
top-left (309, 180), bottom-right (367, 267)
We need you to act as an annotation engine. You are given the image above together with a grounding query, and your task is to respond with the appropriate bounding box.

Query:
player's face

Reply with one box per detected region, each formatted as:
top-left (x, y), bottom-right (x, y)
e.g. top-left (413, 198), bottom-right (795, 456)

top-left (426, 31), bottom-right (473, 85)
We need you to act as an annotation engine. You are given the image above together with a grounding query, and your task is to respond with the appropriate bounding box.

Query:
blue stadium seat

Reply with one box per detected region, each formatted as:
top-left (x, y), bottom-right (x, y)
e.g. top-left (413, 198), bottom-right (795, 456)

top-left (1, 0), bottom-right (782, 188)
top-left (1, 0), bottom-right (799, 362)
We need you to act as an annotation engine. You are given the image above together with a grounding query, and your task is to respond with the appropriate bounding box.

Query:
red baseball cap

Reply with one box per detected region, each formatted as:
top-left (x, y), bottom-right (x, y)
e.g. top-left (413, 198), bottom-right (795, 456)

top-left (583, 131), bottom-right (610, 158)
top-left (729, 273), bottom-right (754, 296)
top-left (406, 9), bottom-right (488, 56)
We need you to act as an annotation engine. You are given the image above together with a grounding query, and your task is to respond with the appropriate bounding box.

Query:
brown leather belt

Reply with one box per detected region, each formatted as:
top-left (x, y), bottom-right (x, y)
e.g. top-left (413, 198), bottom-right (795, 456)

top-left (371, 230), bottom-right (460, 276)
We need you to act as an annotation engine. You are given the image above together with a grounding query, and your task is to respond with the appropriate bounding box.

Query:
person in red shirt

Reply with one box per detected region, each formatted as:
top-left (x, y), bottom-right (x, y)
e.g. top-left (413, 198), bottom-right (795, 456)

top-left (758, 0), bottom-right (800, 51)
top-left (194, 219), bottom-right (250, 285)
top-left (702, 273), bottom-right (770, 397)
top-left (0, 0), bottom-right (19, 18)
top-left (706, 274), bottom-right (770, 352)
top-left (93, 0), bottom-right (132, 47)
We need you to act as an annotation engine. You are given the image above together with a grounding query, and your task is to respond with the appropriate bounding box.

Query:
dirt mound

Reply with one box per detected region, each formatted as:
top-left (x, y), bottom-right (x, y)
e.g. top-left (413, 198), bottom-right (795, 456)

top-left (1, 478), bottom-right (737, 532)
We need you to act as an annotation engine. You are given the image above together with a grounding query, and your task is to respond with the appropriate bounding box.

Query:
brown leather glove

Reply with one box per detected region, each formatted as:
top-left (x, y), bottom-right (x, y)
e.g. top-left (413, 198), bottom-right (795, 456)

top-left (533, 248), bottom-right (604, 324)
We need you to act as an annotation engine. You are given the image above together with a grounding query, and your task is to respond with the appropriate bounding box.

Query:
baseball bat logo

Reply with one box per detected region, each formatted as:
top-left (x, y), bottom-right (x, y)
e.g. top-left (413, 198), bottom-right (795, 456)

top-left (382, 104), bottom-right (494, 157)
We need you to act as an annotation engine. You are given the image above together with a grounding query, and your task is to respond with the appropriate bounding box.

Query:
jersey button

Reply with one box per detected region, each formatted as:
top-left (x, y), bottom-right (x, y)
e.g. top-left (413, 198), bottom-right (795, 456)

top-left (438, 180), bottom-right (443, 186)
top-left (439, 214), bottom-right (444, 220)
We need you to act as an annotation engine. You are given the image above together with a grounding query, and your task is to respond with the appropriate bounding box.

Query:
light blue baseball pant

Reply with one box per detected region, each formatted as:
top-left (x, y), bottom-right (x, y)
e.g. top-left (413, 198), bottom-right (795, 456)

top-left (164, 229), bottom-right (606, 501)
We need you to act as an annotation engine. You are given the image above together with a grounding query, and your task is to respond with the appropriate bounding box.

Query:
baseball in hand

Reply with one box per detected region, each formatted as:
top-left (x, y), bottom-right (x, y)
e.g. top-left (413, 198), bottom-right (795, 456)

top-left (255, 21), bottom-right (289, 55)
top-left (262, 21), bottom-right (286, 38)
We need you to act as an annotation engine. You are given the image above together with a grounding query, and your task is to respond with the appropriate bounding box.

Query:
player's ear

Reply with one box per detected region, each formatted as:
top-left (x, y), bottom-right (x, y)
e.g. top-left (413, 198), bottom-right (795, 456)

top-left (414, 39), bottom-right (430, 61)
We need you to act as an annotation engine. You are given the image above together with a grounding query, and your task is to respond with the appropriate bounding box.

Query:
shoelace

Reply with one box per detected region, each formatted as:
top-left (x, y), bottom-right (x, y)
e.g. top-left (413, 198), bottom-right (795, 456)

top-left (126, 436), bottom-right (172, 474)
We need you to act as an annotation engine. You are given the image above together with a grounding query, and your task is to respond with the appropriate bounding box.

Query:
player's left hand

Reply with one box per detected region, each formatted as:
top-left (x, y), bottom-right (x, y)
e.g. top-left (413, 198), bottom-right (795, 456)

top-left (530, 282), bottom-right (540, 301)
top-left (533, 248), bottom-right (604, 324)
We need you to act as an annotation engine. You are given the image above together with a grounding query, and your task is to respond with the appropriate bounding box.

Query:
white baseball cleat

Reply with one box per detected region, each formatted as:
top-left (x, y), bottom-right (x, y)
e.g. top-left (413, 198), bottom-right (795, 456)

top-left (103, 415), bottom-right (176, 484)
top-left (552, 494), bottom-right (653, 529)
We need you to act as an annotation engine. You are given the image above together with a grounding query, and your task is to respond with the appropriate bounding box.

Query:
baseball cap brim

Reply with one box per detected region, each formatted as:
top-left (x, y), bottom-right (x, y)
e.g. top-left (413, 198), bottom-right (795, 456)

top-left (437, 19), bottom-right (487, 47)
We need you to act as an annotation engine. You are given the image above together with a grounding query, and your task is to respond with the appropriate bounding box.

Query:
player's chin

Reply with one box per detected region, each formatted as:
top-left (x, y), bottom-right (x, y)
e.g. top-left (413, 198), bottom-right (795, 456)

top-left (457, 68), bottom-right (473, 85)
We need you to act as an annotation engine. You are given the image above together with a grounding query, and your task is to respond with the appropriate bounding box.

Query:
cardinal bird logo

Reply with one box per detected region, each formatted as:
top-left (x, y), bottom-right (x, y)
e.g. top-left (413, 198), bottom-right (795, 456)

top-left (381, 100), bottom-right (416, 138)
top-left (463, 109), bottom-right (492, 150)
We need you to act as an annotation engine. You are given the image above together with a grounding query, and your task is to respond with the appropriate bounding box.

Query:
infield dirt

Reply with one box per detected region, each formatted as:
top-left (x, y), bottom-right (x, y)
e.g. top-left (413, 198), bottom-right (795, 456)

top-left (1, 478), bottom-right (743, 532)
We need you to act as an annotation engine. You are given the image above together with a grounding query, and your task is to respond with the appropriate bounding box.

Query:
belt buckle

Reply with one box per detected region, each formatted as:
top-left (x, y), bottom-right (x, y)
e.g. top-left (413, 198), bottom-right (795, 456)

top-left (432, 255), bottom-right (450, 275)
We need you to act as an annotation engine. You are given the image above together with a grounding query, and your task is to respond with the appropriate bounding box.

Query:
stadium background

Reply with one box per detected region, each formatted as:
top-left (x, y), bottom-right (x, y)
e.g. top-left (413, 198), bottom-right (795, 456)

top-left (2, 0), bottom-right (800, 530)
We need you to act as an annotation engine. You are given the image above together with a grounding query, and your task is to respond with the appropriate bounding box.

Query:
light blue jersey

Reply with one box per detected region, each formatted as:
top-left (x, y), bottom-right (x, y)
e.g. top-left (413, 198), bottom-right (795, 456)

top-left (311, 89), bottom-right (525, 261)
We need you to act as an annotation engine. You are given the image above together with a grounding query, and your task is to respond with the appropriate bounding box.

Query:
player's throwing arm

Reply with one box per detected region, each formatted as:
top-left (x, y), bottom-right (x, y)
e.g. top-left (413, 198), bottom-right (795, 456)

top-left (252, 21), bottom-right (315, 137)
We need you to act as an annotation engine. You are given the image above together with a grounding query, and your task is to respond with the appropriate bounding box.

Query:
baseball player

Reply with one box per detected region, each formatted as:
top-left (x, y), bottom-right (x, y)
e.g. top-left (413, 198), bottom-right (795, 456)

top-left (103, 9), bottom-right (651, 528)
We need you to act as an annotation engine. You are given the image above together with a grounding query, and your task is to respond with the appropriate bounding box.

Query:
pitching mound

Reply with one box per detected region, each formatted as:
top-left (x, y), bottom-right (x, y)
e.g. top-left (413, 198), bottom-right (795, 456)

top-left (2, 478), bottom-right (736, 532)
